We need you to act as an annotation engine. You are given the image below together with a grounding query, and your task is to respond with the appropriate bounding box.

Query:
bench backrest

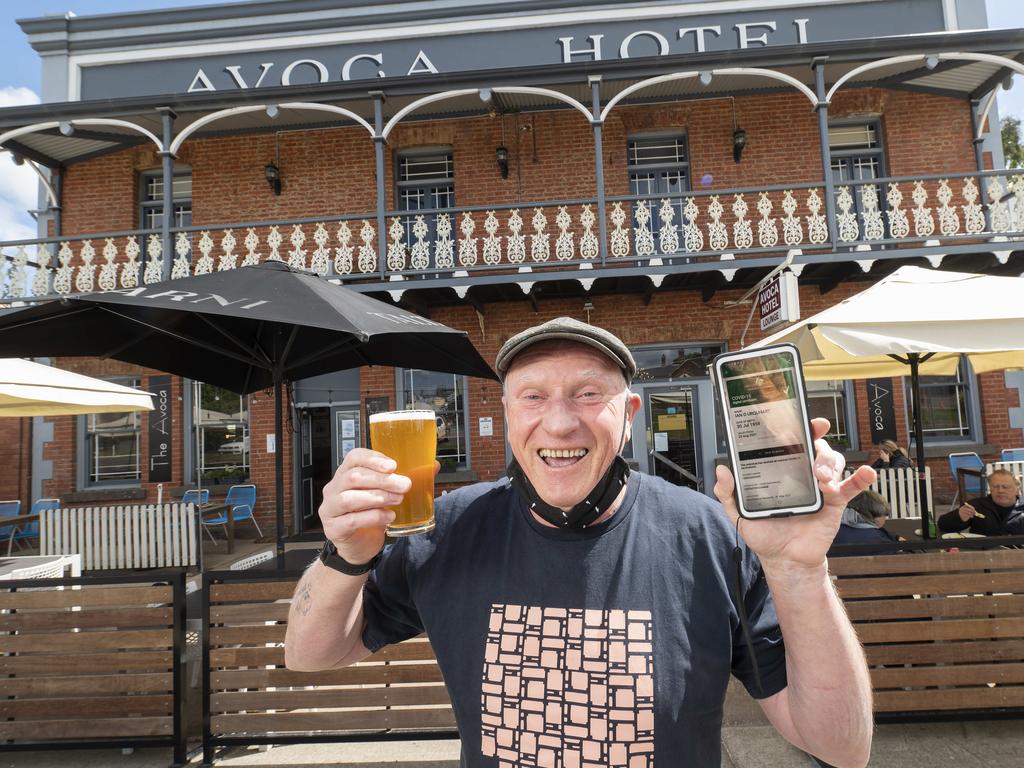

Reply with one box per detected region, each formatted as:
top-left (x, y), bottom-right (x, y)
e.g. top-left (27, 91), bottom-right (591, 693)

top-left (40, 503), bottom-right (198, 570)
top-left (0, 574), bottom-right (185, 758)
top-left (829, 548), bottom-right (1024, 717)
top-left (205, 575), bottom-right (455, 752)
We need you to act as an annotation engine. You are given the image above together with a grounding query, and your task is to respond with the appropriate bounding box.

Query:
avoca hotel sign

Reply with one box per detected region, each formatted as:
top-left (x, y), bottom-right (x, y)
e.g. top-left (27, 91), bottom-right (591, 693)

top-left (77, 1), bottom-right (945, 99)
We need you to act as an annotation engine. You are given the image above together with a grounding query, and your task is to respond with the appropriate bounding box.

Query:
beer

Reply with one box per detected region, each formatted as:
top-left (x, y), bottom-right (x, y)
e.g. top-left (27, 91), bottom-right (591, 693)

top-left (369, 410), bottom-right (437, 536)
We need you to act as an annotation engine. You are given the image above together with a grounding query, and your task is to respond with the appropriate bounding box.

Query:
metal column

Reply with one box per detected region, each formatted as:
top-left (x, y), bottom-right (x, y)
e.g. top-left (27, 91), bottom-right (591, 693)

top-left (158, 107), bottom-right (176, 281)
top-left (372, 92), bottom-right (388, 279)
top-left (813, 59), bottom-right (839, 249)
top-left (590, 76), bottom-right (609, 264)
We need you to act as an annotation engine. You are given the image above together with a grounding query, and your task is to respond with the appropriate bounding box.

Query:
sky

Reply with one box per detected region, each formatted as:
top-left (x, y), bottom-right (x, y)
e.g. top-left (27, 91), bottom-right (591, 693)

top-left (0, 0), bottom-right (1021, 243)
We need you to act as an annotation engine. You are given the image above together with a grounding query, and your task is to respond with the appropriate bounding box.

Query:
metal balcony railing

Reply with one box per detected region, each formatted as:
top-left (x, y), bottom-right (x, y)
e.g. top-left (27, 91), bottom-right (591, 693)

top-left (1, 169), bottom-right (1022, 301)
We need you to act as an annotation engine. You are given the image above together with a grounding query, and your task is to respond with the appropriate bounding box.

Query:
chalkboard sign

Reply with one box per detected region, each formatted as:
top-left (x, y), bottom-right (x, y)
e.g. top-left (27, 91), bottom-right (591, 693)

top-left (866, 378), bottom-right (897, 444)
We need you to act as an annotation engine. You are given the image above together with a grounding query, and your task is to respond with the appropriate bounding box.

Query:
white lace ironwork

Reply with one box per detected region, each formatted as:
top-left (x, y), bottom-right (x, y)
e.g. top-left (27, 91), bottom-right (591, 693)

top-left (506, 210), bottom-right (526, 263)
top-left (98, 239), bottom-right (118, 291)
top-left (33, 243), bottom-right (52, 296)
top-left (195, 231), bottom-right (215, 275)
top-left (74, 240), bottom-right (96, 293)
top-left (555, 206), bottom-right (574, 261)
top-left (781, 191), bottom-right (803, 246)
top-left (707, 196), bottom-right (729, 251)
top-left (886, 184), bottom-right (910, 240)
top-left (683, 198), bottom-right (704, 252)
top-left (410, 215), bottom-right (430, 269)
top-left (579, 205), bottom-right (599, 260)
top-left (731, 195), bottom-right (753, 250)
top-left (911, 182), bottom-right (935, 238)
top-left (242, 228), bottom-right (261, 266)
top-left (530, 208), bottom-right (550, 262)
top-left (387, 218), bottom-right (407, 271)
top-left (961, 179), bottom-right (985, 235)
top-left (483, 211), bottom-right (502, 265)
top-left (806, 190), bottom-right (829, 244)
top-left (53, 242), bottom-right (73, 295)
top-left (935, 180), bottom-right (960, 237)
top-left (357, 220), bottom-right (377, 273)
top-left (309, 224), bottom-right (330, 276)
top-left (756, 193), bottom-right (779, 248)
top-left (435, 214), bottom-right (454, 269)
top-left (288, 225), bottom-right (307, 270)
top-left (657, 199), bottom-right (679, 255)
top-left (633, 201), bottom-right (655, 257)
top-left (121, 237), bottom-right (140, 288)
top-left (334, 222), bottom-right (354, 274)
top-left (860, 185), bottom-right (885, 241)
top-left (219, 229), bottom-right (238, 271)
top-left (171, 232), bottom-right (191, 279)
top-left (267, 226), bottom-right (283, 262)
top-left (459, 212), bottom-right (478, 267)
top-left (9, 247), bottom-right (27, 298)
top-left (988, 177), bottom-right (1011, 233)
top-left (143, 235), bottom-right (164, 284)
top-left (609, 202), bottom-right (630, 257)
top-left (836, 187), bottom-right (859, 242)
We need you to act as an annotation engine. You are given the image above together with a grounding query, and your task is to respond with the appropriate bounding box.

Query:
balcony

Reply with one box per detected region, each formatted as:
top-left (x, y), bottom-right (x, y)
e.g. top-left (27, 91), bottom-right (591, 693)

top-left (2, 169), bottom-right (1022, 303)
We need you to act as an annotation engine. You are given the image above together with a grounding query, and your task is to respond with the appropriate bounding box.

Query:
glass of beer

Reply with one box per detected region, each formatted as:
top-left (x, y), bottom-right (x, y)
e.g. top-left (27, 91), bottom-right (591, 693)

top-left (369, 410), bottom-right (437, 536)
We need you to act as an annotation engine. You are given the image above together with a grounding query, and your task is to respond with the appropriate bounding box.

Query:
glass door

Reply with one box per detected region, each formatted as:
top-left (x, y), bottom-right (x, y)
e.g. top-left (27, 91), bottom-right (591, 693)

top-left (645, 386), bottom-right (701, 491)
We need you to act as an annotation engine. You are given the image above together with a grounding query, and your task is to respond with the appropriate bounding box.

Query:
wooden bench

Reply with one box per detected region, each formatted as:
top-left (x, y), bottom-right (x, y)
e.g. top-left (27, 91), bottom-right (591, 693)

top-left (39, 503), bottom-right (199, 570)
top-left (204, 573), bottom-right (456, 762)
top-left (0, 572), bottom-right (186, 761)
top-left (830, 547), bottom-right (1024, 719)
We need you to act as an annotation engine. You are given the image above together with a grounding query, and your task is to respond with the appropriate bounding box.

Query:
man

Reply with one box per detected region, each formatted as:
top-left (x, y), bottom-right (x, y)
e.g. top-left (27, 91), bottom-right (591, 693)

top-left (937, 468), bottom-right (1024, 536)
top-left (285, 317), bottom-right (874, 767)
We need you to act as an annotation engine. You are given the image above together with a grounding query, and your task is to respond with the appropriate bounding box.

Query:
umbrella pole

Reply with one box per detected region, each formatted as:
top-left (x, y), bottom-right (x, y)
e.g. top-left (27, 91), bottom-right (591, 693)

top-left (275, 377), bottom-right (285, 565)
top-left (909, 354), bottom-right (933, 539)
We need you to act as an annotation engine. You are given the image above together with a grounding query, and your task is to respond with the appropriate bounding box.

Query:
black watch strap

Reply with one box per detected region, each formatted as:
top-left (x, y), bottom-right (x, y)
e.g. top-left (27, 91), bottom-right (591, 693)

top-left (318, 540), bottom-right (383, 576)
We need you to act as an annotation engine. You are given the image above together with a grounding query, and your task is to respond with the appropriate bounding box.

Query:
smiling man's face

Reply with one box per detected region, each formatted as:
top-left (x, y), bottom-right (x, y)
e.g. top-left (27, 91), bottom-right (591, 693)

top-left (503, 341), bottom-right (640, 512)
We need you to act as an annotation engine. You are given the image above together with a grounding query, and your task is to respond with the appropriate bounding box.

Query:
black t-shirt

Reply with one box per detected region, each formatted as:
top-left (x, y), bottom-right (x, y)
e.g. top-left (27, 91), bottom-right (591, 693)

top-left (362, 471), bottom-right (787, 767)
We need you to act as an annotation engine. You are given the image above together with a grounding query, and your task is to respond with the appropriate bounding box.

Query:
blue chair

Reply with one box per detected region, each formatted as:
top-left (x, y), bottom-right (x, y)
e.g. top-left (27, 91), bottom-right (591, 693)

top-left (10, 498), bottom-right (60, 553)
top-left (202, 484), bottom-right (261, 543)
top-left (182, 489), bottom-right (209, 508)
top-left (1001, 448), bottom-right (1024, 462)
top-left (1, 500), bottom-right (23, 555)
top-left (948, 452), bottom-right (984, 503)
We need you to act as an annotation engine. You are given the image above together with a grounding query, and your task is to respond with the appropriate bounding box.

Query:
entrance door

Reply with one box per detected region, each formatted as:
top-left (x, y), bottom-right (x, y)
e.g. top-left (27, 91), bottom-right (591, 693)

top-left (645, 386), bottom-right (701, 491)
top-left (297, 407), bottom-right (331, 530)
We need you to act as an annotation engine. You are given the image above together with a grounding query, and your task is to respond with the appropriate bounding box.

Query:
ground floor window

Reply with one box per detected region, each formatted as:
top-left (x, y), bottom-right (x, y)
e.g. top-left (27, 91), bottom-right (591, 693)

top-left (806, 379), bottom-right (853, 450)
top-left (399, 369), bottom-right (468, 472)
top-left (194, 382), bottom-right (249, 482)
top-left (83, 377), bottom-right (142, 485)
top-left (906, 359), bottom-right (976, 442)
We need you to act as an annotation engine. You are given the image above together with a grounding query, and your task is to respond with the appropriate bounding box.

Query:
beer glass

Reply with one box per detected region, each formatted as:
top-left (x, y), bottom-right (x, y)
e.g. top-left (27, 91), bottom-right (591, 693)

top-left (369, 410), bottom-right (437, 536)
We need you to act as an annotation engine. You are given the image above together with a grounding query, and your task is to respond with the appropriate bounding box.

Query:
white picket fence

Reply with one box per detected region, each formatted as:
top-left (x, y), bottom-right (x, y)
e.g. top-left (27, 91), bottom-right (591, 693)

top-left (845, 466), bottom-right (932, 520)
top-left (986, 460), bottom-right (1024, 485)
top-left (39, 503), bottom-right (198, 570)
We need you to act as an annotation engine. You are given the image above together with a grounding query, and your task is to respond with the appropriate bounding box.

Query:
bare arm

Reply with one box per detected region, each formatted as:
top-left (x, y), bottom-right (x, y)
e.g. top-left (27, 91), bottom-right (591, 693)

top-left (284, 448), bottom-right (408, 672)
top-left (713, 419), bottom-right (874, 768)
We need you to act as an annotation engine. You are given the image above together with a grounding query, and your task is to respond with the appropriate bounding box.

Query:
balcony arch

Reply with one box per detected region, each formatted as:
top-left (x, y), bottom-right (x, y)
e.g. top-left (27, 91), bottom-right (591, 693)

top-left (599, 67), bottom-right (818, 123)
top-left (0, 150), bottom-right (57, 207)
top-left (169, 102), bottom-right (375, 156)
top-left (381, 86), bottom-right (593, 140)
top-left (0, 118), bottom-right (162, 156)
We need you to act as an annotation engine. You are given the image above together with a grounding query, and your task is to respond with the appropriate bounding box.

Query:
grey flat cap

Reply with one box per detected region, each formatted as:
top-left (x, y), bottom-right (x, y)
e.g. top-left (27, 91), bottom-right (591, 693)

top-left (495, 316), bottom-right (636, 382)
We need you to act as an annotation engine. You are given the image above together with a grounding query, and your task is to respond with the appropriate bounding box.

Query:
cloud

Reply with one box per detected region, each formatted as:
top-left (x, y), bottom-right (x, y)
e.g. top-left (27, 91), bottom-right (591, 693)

top-left (0, 86), bottom-right (43, 244)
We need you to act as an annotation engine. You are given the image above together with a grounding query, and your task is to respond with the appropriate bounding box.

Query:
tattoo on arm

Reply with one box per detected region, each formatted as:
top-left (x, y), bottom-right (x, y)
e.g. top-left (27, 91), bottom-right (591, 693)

top-left (296, 582), bottom-right (313, 616)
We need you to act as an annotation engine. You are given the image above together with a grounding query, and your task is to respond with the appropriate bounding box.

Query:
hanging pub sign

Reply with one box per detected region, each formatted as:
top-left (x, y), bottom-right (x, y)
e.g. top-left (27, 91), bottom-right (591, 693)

top-left (866, 378), bottom-right (898, 444)
top-left (758, 271), bottom-right (800, 332)
top-left (148, 375), bottom-right (173, 482)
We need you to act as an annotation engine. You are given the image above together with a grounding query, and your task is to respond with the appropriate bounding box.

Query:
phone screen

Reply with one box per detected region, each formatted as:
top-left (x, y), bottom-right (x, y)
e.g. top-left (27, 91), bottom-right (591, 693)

top-left (718, 349), bottom-right (818, 513)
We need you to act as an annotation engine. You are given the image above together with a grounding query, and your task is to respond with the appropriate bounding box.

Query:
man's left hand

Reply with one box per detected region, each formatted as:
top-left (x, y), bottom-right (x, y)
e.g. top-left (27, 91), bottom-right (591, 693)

top-left (713, 418), bottom-right (876, 570)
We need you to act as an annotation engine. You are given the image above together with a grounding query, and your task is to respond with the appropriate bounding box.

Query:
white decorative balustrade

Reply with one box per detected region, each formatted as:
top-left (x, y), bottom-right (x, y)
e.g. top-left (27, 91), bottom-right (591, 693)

top-left (1, 171), bottom-right (1022, 300)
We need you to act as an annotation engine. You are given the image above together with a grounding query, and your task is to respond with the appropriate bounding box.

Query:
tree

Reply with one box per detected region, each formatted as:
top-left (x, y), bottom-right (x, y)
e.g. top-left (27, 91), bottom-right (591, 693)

top-left (1003, 116), bottom-right (1024, 169)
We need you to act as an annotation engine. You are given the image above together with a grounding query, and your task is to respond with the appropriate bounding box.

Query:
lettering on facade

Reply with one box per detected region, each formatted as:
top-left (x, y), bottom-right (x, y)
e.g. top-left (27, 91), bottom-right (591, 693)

top-left (148, 375), bottom-right (173, 483)
top-left (186, 18), bottom-right (810, 93)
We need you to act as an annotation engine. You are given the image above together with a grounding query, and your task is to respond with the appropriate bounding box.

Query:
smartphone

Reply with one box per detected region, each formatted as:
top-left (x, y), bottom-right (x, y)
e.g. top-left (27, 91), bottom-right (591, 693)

top-left (712, 343), bottom-right (823, 519)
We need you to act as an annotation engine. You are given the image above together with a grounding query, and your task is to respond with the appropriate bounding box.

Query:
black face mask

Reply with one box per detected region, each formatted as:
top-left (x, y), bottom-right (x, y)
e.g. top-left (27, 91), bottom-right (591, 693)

top-left (507, 454), bottom-right (631, 529)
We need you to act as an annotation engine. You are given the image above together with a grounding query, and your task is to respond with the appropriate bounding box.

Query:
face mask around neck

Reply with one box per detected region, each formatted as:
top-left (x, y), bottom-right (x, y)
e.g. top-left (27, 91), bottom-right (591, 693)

top-left (506, 454), bottom-right (631, 529)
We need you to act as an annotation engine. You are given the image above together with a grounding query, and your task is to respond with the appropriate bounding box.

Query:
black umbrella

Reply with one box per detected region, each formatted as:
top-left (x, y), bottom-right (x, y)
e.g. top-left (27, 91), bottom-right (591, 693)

top-left (0, 261), bottom-right (497, 558)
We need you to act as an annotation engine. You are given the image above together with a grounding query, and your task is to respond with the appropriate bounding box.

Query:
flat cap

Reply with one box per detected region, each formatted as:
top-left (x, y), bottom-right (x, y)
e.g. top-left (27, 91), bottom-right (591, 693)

top-left (495, 316), bottom-right (636, 382)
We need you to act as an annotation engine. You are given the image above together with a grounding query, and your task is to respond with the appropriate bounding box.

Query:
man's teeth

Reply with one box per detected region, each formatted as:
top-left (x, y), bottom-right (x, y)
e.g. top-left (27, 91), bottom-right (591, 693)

top-left (538, 449), bottom-right (588, 458)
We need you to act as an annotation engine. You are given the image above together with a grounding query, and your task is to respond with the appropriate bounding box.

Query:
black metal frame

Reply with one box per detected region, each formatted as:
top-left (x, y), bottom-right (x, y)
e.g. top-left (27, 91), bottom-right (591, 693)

top-left (0, 571), bottom-right (188, 766)
top-left (200, 567), bottom-right (458, 766)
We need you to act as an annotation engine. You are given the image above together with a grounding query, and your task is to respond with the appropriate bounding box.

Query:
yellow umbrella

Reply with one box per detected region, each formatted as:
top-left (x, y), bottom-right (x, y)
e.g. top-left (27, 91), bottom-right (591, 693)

top-left (749, 265), bottom-right (1024, 536)
top-left (0, 358), bottom-right (154, 416)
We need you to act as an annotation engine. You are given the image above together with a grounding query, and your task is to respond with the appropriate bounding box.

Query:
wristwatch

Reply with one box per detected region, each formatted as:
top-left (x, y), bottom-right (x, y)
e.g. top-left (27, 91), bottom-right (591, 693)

top-left (318, 540), bottom-right (383, 576)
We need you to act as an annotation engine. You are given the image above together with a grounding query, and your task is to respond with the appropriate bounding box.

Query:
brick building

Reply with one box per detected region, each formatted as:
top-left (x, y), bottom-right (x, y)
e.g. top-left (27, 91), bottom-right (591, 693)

top-left (1, 0), bottom-right (1022, 536)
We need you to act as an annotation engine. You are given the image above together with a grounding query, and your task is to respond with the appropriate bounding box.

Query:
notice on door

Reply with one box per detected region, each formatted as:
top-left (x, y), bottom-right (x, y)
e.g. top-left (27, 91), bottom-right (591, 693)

top-left (654, 432), bottom-right (669, 452)
top-left (658, 414), bottom-right (687, 432)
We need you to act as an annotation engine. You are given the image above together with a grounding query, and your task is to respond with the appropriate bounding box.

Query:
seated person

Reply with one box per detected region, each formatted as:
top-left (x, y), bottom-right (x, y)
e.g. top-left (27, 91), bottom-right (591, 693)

top-left (870, 439), bottom-right (913, 470)
top-left (830, 489), bottom-right (899, 554)
top-left (937, 468), bottom-right (1024, 536)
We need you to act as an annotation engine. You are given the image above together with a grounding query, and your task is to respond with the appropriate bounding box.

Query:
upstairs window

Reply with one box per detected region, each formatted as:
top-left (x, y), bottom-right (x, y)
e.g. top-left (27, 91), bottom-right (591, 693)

top-left (628, 135), bottom-right (690, 255)
top-left (139, 170), bottom-right (193, 230)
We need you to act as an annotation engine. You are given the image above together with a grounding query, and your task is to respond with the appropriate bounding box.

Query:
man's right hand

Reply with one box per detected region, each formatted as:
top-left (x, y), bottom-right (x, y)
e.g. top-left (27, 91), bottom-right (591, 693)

top-left (319, 448), bottom-right (409, 566)
top-left (958, 502), bottom-right (977, 523)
